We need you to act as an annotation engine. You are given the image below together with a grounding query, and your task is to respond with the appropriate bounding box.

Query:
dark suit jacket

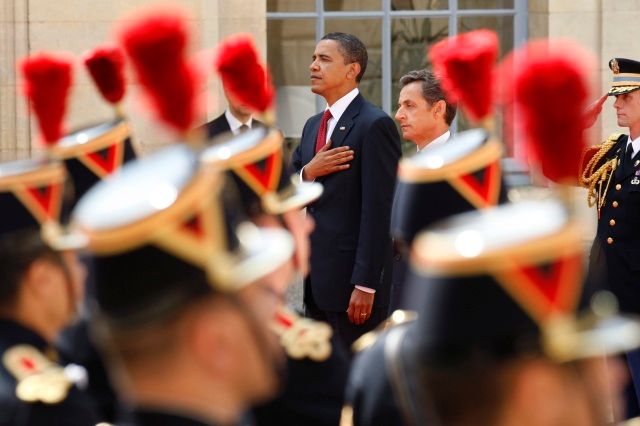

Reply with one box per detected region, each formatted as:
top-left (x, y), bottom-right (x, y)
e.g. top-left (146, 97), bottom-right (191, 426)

top-left (587, 134), bottom-right (640, 314)
top-left (291, 94), bottom-right (401, 312)
top-left (200, 112), bottom-right (264, 139)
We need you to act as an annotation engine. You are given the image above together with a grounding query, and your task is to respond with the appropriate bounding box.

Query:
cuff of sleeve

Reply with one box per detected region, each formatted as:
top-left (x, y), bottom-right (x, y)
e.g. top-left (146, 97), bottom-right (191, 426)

top-left (355, 285), bottom-right (376, 294)
top-left (300, 166), bottom-right (315, 182)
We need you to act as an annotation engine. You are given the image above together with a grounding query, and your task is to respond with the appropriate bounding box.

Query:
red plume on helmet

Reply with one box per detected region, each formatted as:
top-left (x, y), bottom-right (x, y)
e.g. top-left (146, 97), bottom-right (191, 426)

top-left (214, 34), bottom-right (275, 116)
top-left (19, 52), bottom-right (74, 146)
top-left (83, 45), bottom-right (126, 105)
top-left (428, 29), bottom-right (499, 123)
top-left (500, 40), bottom-right (593, 183)
top-left (117, 7), bottom-right (198, 133)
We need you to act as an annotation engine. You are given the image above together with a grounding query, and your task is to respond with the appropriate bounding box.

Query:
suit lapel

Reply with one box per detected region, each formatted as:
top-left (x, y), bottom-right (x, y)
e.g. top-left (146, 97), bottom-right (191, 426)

top-left (329, 94), bottom-right (363, 148)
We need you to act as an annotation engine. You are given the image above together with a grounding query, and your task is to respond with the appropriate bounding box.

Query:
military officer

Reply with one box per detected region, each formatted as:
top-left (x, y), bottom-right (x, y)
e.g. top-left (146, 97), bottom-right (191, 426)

top-left (201, 125), bottom-right (350, 426)
top-left (68, 140), bottom-right (297, 426)
top-left (580, 58), bottom-right (640, 410)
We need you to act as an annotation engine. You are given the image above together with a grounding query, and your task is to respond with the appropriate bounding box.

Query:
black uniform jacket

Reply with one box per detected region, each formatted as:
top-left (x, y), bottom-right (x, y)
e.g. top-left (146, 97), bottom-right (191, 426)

top-left (588, 134), bottom-right (640, 314)
top-left (0, 319), bottom-right (99, 426)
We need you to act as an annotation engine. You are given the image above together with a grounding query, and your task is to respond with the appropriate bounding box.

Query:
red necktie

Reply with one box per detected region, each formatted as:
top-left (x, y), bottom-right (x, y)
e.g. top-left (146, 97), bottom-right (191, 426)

top-left (315, 110), bottom-right (333, 153)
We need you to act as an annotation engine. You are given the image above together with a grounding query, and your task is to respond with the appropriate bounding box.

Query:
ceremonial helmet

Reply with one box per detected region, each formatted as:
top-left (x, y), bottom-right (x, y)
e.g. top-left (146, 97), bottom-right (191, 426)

top-left (70, 142), bottom-right (295, 327)
top-left (392, 128), bottom-right (508, 249)
top-left (406, 198), bottom-right (640, 364)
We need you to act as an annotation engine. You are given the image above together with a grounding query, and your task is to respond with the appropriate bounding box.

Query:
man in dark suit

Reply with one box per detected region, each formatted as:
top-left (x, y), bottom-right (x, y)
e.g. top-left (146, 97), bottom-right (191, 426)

top-left (201, 89), bottom-right (264, 139)
top-left (291, 32), bottom-right (401, 354)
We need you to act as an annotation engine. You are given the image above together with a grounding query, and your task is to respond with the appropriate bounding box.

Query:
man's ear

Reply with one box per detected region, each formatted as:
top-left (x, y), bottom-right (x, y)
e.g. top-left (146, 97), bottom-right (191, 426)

top-left (188, 301), bottom-right (236, 375)
top-left (347, 62), bottom-right (361, 81)
top-left (434, 99), bottom-right (446, 117)
top-left (22, 258), bottom-right (57, 298)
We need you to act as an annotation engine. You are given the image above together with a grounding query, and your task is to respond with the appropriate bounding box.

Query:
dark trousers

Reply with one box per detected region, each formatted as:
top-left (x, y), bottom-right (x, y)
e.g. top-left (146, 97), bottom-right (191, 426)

top-left (304, 285), bottom-right (387, 358)
top-left (625, 349), bottom-right (640, 418)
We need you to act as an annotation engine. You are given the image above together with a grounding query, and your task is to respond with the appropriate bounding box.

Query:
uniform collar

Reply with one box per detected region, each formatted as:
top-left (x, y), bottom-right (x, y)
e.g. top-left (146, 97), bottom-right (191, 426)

top-left (0, 318), bottom-right (50, 352)
top-left (627, 134), bottom-right (640, 158)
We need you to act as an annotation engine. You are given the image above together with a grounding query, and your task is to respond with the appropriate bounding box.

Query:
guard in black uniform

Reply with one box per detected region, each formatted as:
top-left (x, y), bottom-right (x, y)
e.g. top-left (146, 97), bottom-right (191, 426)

top-left (68, 142), bottom-right (297, 426)
top-left (0, 158), bottom-right (100, 426)
top-left (580, 58), bottom-right (640, 410)
top-left (202, 126), bottom-right (350, 426)
top-left (345, 198), bottom-right (640, 426)
top-left (344, 128), bottom-right (508, 426)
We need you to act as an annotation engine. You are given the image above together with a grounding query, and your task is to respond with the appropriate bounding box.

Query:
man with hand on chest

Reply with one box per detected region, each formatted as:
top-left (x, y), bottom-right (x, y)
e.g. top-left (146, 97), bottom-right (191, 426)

top-left (291, 32), bottom-right (401, 355)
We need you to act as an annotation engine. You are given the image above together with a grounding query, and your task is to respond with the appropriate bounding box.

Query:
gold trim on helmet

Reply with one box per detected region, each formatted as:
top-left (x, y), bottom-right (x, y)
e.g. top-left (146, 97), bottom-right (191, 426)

top-left (50, 121), bottom-right (130, 158)
top-left (0, 161), bottom-right (66, 191)
top-left (411, 224), bottom-right (582, 277)
top-left (74, 168), bottom-right (222, 266)
top-left (447, 160), bottom-right (502, 209)
top-left (201, 128), bottom-right (282, 169)
top-left (397, 137), bottom-right (503, 183)
top-left (0, 162), bottom-right (67, 225)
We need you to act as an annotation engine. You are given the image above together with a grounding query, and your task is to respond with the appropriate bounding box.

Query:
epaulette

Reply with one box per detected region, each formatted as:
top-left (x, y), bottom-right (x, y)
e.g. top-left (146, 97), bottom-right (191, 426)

top-left (580, 133), bottom-right (625, 215)
top-left (2, 344), bottom-right (72, 404)
top-left (351, 310), bottom-right (417, 353)
top-left (271, 307), bottom-right (333, 362)
top-left (579, 132), bottom-right (623, 182)
top-left (339, 404), bottom-right (354, 426)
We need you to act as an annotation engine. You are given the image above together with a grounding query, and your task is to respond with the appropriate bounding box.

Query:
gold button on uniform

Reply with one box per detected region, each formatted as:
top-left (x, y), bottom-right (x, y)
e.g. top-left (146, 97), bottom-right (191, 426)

top-left (607, 237), bottom-right (614, 244)
top-left (616, 184), bottom-right (622, 190)
top-left (610, 219), bottom-right (616, 226)
top-left (613, 201), bottom-right (619, 208)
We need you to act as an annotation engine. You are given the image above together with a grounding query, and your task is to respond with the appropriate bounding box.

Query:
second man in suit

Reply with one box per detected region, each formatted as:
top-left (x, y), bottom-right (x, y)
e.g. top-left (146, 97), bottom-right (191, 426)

top-left (291, 32), bottom-right (401, 355)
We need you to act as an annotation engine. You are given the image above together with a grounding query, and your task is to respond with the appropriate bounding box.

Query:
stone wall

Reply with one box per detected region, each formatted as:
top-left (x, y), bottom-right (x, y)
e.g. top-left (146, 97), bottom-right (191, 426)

top-left (0, 0), bottom-right (266, 159)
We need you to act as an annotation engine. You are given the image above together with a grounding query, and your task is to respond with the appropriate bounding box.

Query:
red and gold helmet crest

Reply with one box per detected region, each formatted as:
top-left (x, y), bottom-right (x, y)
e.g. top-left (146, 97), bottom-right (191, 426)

top-left (493, 251), bottom-right (583, 324)
top-left (448, 160), bottom-right (501, 209)
top-left (232, 148), bottom-right (283, 196)
top-left (10, 163), bottom-right (66, 225)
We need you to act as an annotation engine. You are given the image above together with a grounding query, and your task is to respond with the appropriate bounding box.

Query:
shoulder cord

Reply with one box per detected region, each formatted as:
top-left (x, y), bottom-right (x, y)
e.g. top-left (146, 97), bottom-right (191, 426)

top-left (580, 136), bottom-right (621, 217)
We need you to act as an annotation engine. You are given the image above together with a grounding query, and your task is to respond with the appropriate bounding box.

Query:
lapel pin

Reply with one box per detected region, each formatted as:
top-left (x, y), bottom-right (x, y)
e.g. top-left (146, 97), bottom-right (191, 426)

top-left (339, 126), bottom-right (346, 131)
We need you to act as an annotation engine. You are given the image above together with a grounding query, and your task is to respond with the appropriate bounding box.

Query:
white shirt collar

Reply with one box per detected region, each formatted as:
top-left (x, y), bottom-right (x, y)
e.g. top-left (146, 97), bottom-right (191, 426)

top-left (628, 134), bottom-right (640, 158)
top-left (225, 110), bottom-right (253, 135)
top-left (326, 88), bottom-right (359, 121)
top-left (318, 88), bottom-right (359, 145)
top-left (417, 130), bottom-right (450, 152)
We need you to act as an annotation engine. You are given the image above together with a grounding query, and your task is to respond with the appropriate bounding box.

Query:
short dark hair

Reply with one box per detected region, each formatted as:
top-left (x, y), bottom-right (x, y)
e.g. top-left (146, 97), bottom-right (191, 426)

top-left (0, 229), bottom-right (65, 309)
top-left (321, 32), bottom-right (368, 83)
top-left (399, 69), bottom-right (457, 125)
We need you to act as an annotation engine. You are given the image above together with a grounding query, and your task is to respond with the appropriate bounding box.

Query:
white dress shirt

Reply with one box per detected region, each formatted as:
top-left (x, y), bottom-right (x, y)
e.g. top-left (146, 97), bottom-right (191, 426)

top-left (318, 87), bottom-right (360, 147)
top-left (225, 109), bottom-right (253, 136)
top-left (627, 134), bottom-right (640, 158)
top-left (417, 130), bottom-right (450, 152)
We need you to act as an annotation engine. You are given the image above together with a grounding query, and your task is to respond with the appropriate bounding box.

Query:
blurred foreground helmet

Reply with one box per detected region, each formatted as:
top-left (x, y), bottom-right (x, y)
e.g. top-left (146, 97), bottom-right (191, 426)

top-left (407, 199), bottom-right (640, 364)
top-left (392, 128), bottom-right (507, 248)
top-left (201, 127), bottom-right (322, 216)
top-left (70, 143), bottom-right (294, 328)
